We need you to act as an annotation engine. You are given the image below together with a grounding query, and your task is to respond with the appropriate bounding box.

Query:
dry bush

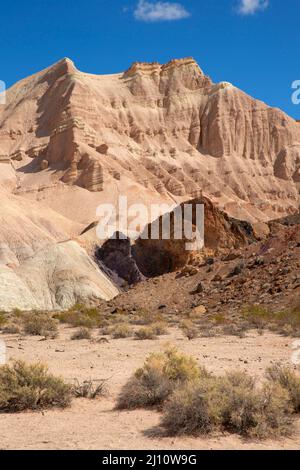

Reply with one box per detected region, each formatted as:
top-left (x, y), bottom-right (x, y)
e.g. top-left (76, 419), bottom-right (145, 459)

top-left (0, 360), bottom-right (72, 412)
top-left (161, 380), bottom-right (218, 436)
top-left (161, 369), bottom-right (293, 438)
top-left (0, 312), bottom-right (7, 328)
top-left (222, 324), bottom-right (247, 338)
top-left (1, 323), bottom-right (21, 334)
top-left (135, 327), bottom-right (157, 340)
top-left (180, 320), bottom-right (198, 340)
top-left (215, 371), bottom-right (292, 438)
top-left (151, 322), bottom-right (168, 336)
top-left (54, 304), bottom-right (103, 328)
top-left (117, 347), bottom-right (201, 409)
top-left (71, 327), bottom-right (92, 341)
top-left (266, 364), bottom-right (300, 412)
top-left (23, 312), bottom-right (58, 339)
top-left (72, 379), bottom-right (108, 399)
top-left (242, 305), bottom-right (271, 328)
top-left (242, 305), bottom-right (300, 335)
top-left (111, 323), bottom-right (132, 339)
top-left (130, 309), bottom-right (163, 326)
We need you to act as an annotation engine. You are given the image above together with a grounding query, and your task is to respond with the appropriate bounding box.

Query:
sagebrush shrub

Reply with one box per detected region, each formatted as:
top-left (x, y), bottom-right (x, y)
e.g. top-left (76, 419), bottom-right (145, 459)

top-left (71, 327), bottom-right (92, 340)
top-left (266, 364), bottom-right (300, 412)
top-left (23, 313), bottom-right (58, 338)
top-left (0, 360), bottom-right (72, 412)
top-left (117, 347), bottom-right (201, 409)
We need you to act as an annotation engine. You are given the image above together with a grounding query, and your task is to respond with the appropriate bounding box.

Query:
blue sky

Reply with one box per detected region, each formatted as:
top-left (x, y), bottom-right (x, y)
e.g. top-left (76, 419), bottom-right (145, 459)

top-left (0, 0), bottom-right (299, 118)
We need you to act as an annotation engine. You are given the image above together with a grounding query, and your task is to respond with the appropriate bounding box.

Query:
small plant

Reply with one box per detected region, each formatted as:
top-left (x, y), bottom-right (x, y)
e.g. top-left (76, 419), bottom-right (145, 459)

top-left (71, 327), bottom-right (92, 341)
top-left (72, 379), bottom-right (108, 399)
top-left (1, 323), bottom-right (21, 334)
top-left (0, 312), bottom-right (7, 328)
top-left (131, 309), bottom-right (163, 326)
top-left (180, 320), bottom-right (198, 340)
top-left (0, 360), bottom-right (72, 412)
top-left (23, 312), bottom-right (58, 339)
top-left (151, 322), bottom-right (168, 336)
top-left (242, 305), bottom-right (271, 328)
top-left (266, 364), bottom-right (300, 412)
top-left (135, 327), bottom-right (157, 340)
top-left (161, 380), bottom-right (217, 436)
top-left (54, 304), bottom-right (103, 328)
top-left (222, 324), bottom-right (247, 338)
top-left (117, 347), bottom-right (200, 409)
top-left (111, 323), bottom-right (132, 339)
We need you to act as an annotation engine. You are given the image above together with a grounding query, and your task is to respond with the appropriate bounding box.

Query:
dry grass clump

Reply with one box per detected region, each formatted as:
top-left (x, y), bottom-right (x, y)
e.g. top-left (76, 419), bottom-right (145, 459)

top-left (23, 312), bottom-right (58, 339)
top-left (117, 347), bottom-right (200, 409)
top-left (0, 360), bottom-right (72, 412)
top-left (110, 323), bottom-right (133, 339)
top-left (130, 309), bottom-right (163, 326)
top-left (266, 364), bottom-right (300, 412)
top-left (72, 379), bottom-right (108, 399)
top-left (1, 323), bottom-right (21, 334)
top-left (222, 324), bottom-right (247, 338)
top-left (0, 312), bottom-right (7, 328)
top-left (71, 327), bottom-right (92, 341)
top-left (242, 305), bottom-right (300, 336)
top-left (54, 304), bottom-right (103, 328)
top-left (180, 320), bottom-right (198, 340)
top-left (151, 322), bottom-right (168, 336)
top-left (135, 327), bottom-right (157, 340)
top-left (242, 305), bottom-right (271, 328)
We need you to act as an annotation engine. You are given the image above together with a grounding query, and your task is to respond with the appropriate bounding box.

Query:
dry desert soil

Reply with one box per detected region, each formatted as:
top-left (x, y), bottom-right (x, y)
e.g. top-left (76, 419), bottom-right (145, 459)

top-left (1, 325), bottom-right (300, 450)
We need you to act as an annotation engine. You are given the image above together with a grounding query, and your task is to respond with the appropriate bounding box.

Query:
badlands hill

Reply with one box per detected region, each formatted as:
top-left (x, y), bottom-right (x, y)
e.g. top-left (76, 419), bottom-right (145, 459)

top-left (0, 57), bottom-right (300, 310)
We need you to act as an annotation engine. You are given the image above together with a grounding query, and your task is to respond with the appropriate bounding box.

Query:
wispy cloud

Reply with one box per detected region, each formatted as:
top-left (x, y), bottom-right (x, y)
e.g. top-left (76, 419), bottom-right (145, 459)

top-left (134, 0), bottom-right (190, 22)
top-left (237, 0), bottom-right (269, 15)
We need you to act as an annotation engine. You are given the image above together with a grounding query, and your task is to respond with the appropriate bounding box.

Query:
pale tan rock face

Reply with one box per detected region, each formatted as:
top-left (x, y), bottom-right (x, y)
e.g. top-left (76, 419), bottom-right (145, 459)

top-left (0, 57), bottom-right (300, 310)
top-left (1, 56), bottom-right (299, 223)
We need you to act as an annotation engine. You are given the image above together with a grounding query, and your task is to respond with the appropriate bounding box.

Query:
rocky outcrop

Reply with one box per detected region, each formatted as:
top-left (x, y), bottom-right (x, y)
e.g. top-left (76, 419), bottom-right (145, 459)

top-left (0, 240), bottom-right (119, 312)
top-left (1, 57), bottom-right (299, 223)
top-left (132, 196), bottom-right (256, 277)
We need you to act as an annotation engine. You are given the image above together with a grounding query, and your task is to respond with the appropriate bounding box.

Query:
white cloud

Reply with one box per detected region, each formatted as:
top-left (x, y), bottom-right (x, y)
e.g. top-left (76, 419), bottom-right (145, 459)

top-left (134, 0), bottom-right (190, 22)
top-left (237, 0), bottom-right (269, 15)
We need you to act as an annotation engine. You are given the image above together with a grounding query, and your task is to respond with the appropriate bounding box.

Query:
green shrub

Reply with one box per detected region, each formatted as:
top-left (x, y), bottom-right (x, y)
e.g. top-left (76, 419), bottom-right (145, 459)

top-left (71, 327), bottom-right (92, 341)
top-left (23, 313), bottom-right (58, 338)
top-left (0, 360), bottom-right (72, 412)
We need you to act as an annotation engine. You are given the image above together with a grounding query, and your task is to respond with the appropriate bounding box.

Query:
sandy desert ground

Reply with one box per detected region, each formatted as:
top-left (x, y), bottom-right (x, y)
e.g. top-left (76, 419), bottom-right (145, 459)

top-left (1, 325), bottom-right (300, 450)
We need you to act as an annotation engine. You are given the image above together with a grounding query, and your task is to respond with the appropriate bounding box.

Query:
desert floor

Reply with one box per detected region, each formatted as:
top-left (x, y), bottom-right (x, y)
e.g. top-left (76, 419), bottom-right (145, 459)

top-left (1, 326), bottom-right (300, 450)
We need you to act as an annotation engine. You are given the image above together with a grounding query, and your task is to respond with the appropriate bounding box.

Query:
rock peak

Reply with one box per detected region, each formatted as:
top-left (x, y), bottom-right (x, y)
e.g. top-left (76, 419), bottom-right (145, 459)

top-left (124, 57), bottom-right (203, 78)
top-left (46, 57), bottom-right (77, 77)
